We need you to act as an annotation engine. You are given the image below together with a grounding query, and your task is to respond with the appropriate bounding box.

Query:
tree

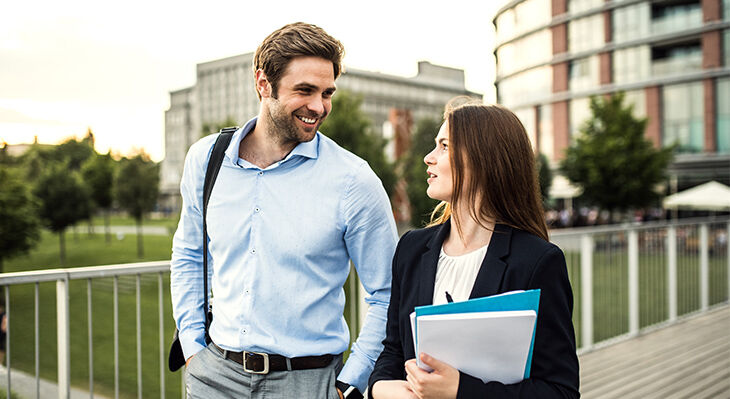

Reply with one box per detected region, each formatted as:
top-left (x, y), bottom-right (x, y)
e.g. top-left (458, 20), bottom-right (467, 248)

top-left (201, 117), bottom-right (239, 138)
top-left (319, 90), bottom-right (396, 196)
top-left (82, 151), bottom-right (116, 242)
top-left (536, 153), bottom-right (553, 208)
top-left (403, 117), bottom-right (441, 227)
top-left (56, 135), bottom-right (95, 170)
top-left (560, 93), bottom-right (674, 219)
top-left (33, 164), bottom-right (92, 266)
top-left (0, 167), bottom-right (41, 272)
top-left (115, 153), bottom-right (159, 258)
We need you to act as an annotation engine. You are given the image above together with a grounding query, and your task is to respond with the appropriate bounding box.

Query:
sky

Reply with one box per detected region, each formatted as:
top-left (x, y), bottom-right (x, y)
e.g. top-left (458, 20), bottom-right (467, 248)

top-left (0, 0), bottom-right (503, 162)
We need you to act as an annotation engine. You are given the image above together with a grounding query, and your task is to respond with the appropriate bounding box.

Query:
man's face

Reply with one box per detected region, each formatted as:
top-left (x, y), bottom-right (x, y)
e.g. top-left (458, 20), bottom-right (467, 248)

top-left (262, 56), bottom-right (336, 144)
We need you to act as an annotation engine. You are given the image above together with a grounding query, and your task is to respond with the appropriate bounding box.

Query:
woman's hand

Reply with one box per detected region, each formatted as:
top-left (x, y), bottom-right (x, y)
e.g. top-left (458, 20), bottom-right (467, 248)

top-left (404, 353), bottom-right (459, 399)
top-left (371, 380), bottom-right (419, 399)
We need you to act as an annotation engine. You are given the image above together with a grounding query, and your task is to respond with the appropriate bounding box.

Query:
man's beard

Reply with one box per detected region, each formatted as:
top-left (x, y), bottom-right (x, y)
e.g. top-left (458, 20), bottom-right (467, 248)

top-left (265, 98), bottom-right (326, 146)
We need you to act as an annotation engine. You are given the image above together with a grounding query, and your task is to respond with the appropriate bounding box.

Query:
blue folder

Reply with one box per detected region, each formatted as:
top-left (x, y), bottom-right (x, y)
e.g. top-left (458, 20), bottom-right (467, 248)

top-left (414, 289), bottom-right (541, 379)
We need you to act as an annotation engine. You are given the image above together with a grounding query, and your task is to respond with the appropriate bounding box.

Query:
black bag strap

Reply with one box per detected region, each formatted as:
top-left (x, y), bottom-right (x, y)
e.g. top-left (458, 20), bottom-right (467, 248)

top-left (202, 126), bottom-right (237, 342)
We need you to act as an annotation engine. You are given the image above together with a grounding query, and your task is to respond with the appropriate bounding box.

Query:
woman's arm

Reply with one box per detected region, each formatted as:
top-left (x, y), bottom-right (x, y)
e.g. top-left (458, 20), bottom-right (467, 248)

top-left (368, 232), bottom-right (415, 398)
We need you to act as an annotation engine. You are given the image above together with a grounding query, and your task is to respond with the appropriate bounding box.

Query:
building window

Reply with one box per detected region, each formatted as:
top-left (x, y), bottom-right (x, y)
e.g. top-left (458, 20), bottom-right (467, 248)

top-left (613, 2), bottom-right (651, 43)
top-left (725, 0), bottom-right (730, 20)
top-left (651, 0), bottom-right (702, 36)
top-left (663, 82), bottom-right (704, 153)
top-left (496, 30), bottom-right (552, 77)
top-left (613, 46), bottom-right (651, 84)
top-left (570, 97), bottom-right (591, 137)
top-left (717, 78), bottom-right (730, 153)
top-left (515, 107), bottom-right (537, 151)
top-left (568, 0), bottom-right (603, 14)
top-left (538, 104), bottom-right (554, 160)
top-left (569, 56), bottom-right (599, 92)
top-left (622, 90), bottom-right (647, 119)
top-left (497, 66), bottom-right (552, 108)
top-left (651, 41), bottom-right (702, 76)
top-left (569, 14), bottom-right (604, 53)
top-left (495, 0), bottom-right (551, 44)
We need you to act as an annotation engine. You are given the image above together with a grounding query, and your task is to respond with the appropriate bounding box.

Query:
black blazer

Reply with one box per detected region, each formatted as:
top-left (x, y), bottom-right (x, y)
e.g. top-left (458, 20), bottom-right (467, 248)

top-left (369, 222), bottom-right (580, 398)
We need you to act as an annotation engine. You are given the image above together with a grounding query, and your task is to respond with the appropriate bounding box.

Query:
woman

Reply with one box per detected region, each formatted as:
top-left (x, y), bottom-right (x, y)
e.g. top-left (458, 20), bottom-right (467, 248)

top-left (368, 100), bottom-right (579, 398)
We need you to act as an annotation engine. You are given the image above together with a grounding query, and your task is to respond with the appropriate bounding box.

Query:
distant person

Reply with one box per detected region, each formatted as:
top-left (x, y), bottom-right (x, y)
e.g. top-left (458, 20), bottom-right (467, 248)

top-left (170, 22), bottom-right (397, 399)
top-left (0, 305), bottom-right (6, 366)
top-left (369, 100), bottom-right (579, 398)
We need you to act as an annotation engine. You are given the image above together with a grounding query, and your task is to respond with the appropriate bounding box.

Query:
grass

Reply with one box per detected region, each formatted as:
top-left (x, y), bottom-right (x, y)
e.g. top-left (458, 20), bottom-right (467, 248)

top-left (3, 221), bottom-right (361, 399)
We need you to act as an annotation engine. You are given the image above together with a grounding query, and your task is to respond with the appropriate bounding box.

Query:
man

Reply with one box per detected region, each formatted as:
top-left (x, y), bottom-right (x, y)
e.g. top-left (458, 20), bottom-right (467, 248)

top-left (171, 22), bottom-right (397, 399)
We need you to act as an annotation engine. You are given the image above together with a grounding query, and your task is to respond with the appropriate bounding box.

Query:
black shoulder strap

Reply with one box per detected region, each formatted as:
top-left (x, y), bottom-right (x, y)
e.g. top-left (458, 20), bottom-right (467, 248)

top-left (202, 126), bottom-right (237, 341)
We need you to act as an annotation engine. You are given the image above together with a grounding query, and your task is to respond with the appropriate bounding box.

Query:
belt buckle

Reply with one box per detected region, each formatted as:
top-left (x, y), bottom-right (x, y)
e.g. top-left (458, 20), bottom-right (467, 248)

top-left (242, 351), bottom-right (269, 374)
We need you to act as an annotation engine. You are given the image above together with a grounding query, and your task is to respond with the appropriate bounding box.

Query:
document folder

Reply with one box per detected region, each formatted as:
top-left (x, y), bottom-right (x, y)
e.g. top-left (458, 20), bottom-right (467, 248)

top-left (412, 289), bottom-right (540, 384)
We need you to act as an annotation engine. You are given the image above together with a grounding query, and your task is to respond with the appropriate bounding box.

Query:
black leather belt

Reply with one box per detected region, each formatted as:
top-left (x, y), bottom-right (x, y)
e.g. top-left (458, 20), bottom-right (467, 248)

top-left (213, 343), bottom-right (334, 374)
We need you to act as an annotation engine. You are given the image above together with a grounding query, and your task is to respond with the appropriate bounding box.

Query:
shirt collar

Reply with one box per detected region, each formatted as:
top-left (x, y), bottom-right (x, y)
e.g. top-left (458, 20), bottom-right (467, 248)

top-left (225, 117), bottom-right (320, 168)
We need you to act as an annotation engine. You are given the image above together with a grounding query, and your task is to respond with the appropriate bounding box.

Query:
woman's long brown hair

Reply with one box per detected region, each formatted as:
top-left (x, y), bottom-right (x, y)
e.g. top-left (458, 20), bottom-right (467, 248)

top-left (429, 99), bottom-right (549, 242)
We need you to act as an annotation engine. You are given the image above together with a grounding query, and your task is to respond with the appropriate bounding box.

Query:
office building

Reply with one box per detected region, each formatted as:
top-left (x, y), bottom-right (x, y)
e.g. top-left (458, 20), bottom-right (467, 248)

top-left (493, 0), bottom-right (730, 194)
top-left (160, 53), bottom-right (480, 210)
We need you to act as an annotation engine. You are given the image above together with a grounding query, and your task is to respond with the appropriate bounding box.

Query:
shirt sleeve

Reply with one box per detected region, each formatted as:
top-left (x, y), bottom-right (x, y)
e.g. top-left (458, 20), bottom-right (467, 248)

top-left (170, 137), bottom-right (215, 360)
top-left (337, 162), bottom-right (399, 392)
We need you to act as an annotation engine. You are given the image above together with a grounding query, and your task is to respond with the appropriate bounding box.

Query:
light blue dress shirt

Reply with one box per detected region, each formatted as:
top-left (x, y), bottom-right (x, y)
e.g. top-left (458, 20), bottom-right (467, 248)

top-left (170, 118), bottom-right (398, 391)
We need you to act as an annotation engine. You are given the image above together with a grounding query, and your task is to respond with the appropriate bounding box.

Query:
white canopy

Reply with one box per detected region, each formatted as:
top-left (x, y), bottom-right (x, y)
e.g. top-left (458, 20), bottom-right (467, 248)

top-left (550, 175), bottom-right (583, 199)
top-left (663, 181), bottom-right (730, 211)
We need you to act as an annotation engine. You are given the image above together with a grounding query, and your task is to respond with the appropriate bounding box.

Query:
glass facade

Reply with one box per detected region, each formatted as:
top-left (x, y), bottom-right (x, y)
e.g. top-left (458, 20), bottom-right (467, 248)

top-left (538, 104), bottom-right (554, 159)
top-left (568, 0), bottom-right (604, 14)
top-left (568, 14), bottom-right (604, 53)
top-left (497, 66), bottom-right (552, 108)
top-left (650, 1), bottom-right (702, 36)
top-left (613, 46), bottom-right (651, 84)
top-left (725, 0), bottom-right (730, 20)
top-left (718, 78), bottom-right (730, 153)
top-left (570, 97), bottom-right (591, 137)
top-left (651, 43), bottom-right (702, 76)
top-left (622, 90), bottom-right (647, 119)
top-left (495, 0), bottom-right (551, 44)
top-left (496, 30), bottom-right (552, 76)
top-left (663, 82), bottom-right (704, 153)
top-left (569, 56), bottom-right (599, 91)
top-left (613, 2), bottom-right (651, 43)
top-left (515, 107), bottom-right (538, 151)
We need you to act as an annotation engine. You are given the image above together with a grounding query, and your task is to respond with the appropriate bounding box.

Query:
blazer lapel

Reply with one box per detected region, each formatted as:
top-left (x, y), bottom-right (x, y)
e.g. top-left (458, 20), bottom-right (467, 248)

top-left (469, 224), bottom-right (513, 299)
top-left (416, 222), bottom-right (450, 306)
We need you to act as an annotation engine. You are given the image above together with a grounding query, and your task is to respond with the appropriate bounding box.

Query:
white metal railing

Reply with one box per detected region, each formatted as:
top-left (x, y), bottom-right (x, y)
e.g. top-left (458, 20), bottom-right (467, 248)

top-left (0, 261), bottom-right (174, 399)
top-left (0, 217), bottom-right (728, 398)
top-left (551, 216), bottom-right (730, 352)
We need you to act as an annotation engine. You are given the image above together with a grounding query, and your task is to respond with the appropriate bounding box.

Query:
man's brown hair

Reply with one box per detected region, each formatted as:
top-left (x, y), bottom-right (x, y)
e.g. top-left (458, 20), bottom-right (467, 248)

top-left (253, 22), bottom-right (344, 99)
top-left (429, 98), bottom-right (549, 242)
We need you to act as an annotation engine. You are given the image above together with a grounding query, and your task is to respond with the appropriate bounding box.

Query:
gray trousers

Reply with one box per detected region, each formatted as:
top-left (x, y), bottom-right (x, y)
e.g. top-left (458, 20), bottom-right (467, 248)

top-left (185, 343), bottom-right (343, 399)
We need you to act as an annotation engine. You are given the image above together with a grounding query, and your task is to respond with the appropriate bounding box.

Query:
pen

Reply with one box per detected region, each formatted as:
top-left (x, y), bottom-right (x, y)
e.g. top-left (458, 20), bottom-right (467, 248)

top-left (445, 291), bottom-right (454, 303)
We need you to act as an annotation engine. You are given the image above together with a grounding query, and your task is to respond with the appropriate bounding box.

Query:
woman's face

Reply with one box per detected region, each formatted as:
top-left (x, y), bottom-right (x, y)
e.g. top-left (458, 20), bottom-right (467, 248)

top-left (424, 121), bottom-right (453, 202)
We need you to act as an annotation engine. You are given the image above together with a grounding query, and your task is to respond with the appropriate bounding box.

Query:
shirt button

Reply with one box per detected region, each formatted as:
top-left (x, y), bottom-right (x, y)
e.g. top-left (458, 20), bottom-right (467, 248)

top-left (254, 207), bottom-right (260, 213)
top-left (258, 171), bottom-right (263, 176)
top-left (241, 328), bottom-right (247, 334)
top-left (251, 249), bottom-right (256, 254)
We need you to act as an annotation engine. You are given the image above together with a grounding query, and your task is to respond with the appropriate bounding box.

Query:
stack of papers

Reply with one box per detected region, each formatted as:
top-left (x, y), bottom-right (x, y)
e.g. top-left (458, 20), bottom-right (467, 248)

top-left (411, 289), bottom-right (540, 384)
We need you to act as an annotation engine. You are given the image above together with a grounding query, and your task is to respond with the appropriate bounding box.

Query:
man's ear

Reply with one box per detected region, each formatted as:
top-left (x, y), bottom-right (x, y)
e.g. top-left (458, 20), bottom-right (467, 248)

top-left (255, 69), bottom-right (272, 98)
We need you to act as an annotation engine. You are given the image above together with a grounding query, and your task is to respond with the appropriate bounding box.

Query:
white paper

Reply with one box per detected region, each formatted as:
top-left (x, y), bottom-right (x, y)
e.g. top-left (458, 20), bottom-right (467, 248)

top-left (415, 310), bottom-right (536, 384)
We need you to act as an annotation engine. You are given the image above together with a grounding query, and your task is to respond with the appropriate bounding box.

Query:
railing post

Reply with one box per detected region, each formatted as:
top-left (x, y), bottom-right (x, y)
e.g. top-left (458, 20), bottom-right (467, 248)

top-left (628, 229), bottom-right (639, 335)
top-left (57, 277), bottom-right (71, 399)
top-left (580, 234), bottom-right (594, 350)
top-left (700, 224), bottom-right (709, 311)
top-left (667, 226), bottom-right (678, 322)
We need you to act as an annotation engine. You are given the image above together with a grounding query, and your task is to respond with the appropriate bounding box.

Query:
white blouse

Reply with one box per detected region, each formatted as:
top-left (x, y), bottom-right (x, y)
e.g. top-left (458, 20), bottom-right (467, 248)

top-left (432, 244), bottom-right (489, 305)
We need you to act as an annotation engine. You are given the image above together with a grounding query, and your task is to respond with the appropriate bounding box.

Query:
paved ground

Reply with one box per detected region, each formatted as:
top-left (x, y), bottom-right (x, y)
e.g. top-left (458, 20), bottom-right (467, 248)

top-left (0, 366), bottom-right (109, 399)
top-left (580, 304), bottom-right (730, 398)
